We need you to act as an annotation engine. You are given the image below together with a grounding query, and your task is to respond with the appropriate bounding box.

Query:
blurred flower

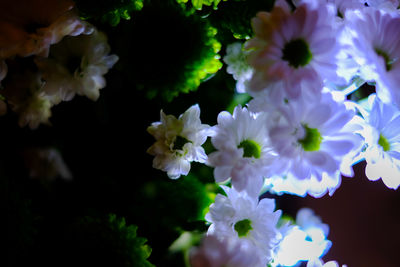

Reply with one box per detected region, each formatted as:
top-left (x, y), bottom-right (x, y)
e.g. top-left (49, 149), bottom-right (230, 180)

top-left (0, 0), bottom-right (90, 58)
top-left (36, 28), bottom-right (118, 102)
top-left (272, 208), bottom-right (331, 267)
top-left (189, 235), bottom-right (265, 267)
top-left (22, 147), bottom-right (72, 181)
top-left (343, 7), bottom-right (400, 106)
top-left (264, 91), bottom-right (362, 197)
top-left (1, 58), bottom-right (54, 129)
top-left (147, 104), bottom-right (211, 179)
top-left (223, 42), bottom-right (253, 93)
top-left (246, 0), bottom-right (345, 100)
top-left (357, 94), bottom-right (400, 189)
top-left (205, 186), bottom-right (282, 265)
top-left (207, 105), bottom-right (275, 196)
top-left (326, 0), bottom-right (365, 18)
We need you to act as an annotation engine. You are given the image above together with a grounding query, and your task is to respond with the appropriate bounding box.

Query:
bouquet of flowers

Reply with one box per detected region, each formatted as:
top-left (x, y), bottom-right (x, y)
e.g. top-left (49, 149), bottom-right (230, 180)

top-left (3, 0), bottom-right (400, 266)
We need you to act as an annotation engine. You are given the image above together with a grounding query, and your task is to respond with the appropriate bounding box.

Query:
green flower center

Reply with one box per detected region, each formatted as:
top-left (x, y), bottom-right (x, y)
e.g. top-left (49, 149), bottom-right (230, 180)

top-left (378, 134), bottom-right (390, 151)
top-left (238, 139), bottom-right (261, 158)
top-left (234, 219), bottom-right (253, 237)
top-left (173, 135), bottom-right (190, 151)
top-left (375, 48), bottom-right (394, 71)
top-left (282, 38), bottom-right (313, 68)
top-left (298, 125), bottom-right (323, 152)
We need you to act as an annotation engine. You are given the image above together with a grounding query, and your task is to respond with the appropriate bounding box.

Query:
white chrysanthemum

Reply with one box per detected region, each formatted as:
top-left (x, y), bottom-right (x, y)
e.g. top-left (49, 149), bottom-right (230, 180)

top-left (189, 235), bottom-right (265, 267)
top-left (264, 91), bottom-right (362, 197)
top-left (205, 186), bottom-right (282, 266)
top-left (343, 8), bottom-right (400, 106)
top-left (147, 104), bottom-right (211, 179)
top-left (272, 208), bottom-right (331, 267)
top-left (223, 42), bottom-right (253, 93)
top-left (207, 105), bottom-right (276, 196)
top-left (35, 28), bottom-right (118, 103)
top-left (246, 0), bottom-right (345, 100)
top-left (357, 94), bottom-right (400, 189)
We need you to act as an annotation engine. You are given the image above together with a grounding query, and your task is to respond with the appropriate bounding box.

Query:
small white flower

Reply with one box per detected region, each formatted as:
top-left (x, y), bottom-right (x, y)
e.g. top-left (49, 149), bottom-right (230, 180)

top-left (357, 94), bottom-right (400, 189)
top-left (264, 91), bottom-right (362, 197)
top-left (36, 27), bottom-right (118, 103)
top-left (343, 7), bottom-right (400, 106)
top-left (207, 105), bottom-right (276, 196)
top-left (147, 104), bottom-right (211, 179)
top-left (223, 42), bottom-right (254, 93)
top-left (272, 208), bottom-right (331, 267)
top-left (189, 235), bottom-right (265, 267)
top-left (246, 0), bottom-right (345, 100)
top-left (205, 186), bottom-right (282, 266)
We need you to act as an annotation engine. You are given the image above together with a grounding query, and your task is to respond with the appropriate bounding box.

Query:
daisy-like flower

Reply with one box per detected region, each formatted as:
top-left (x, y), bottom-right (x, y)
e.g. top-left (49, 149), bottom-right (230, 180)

top-left (264, 91), bottom-right (362, 197)
top-left (147, 104), bottom-right (211, 179)
top-left (207, 105), bottom-right (275, 196)
top-left (357, 94), bottom-right (400, 189)
top-left (205, 186), bottom-right (282, 266)
top-left (35, 28), bottom-right (118, 102)
top-left (245, 0), bottom-right (345, 100)
top-left (189, 235), bottom-right (265, 267)
top-left (271, 208), bottom-right (331, 267)
top-left (223, 42), bottom-right (253, 93)
top-left (343, 7), bottom-right (400, 106)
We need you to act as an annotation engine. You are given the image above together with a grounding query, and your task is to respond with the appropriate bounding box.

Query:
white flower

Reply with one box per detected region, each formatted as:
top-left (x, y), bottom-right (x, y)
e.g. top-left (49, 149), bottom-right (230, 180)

top-left (205, 186), bottom-right (282, 266)
top-left (357, 94), bottom-right (400, 189)
top-left (207, 105), bottom-right (276, 196)
top-left (189, 235), bottom-right (265, 267)
top-left (245, 0), bottom-right (345, 100)
top-left (35, 28), bottom-right (118, 103)
top-left (147, 104), bottom-right (211, 179)
top-left (264, 91), bottom-right (362, 197)
top-left (343, 7), bottom-right (400, 106)
top-left (272, 208), bottom-right (331, 267)
top-left (223, 42), bottom-right (253, 93)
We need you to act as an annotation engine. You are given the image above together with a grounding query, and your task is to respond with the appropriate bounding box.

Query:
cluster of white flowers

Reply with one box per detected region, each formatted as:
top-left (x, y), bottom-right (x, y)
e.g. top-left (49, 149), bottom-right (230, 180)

top-left (0, 6), bottom-right (118, 129)
top-left (147, 0), bottom-right (400, 265)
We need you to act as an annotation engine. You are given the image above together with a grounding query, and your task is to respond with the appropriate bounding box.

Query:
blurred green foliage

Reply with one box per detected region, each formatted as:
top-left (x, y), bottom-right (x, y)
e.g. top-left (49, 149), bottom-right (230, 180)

top-left (75, 0), bottom-right (144, 26)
